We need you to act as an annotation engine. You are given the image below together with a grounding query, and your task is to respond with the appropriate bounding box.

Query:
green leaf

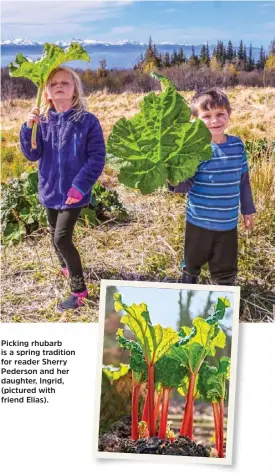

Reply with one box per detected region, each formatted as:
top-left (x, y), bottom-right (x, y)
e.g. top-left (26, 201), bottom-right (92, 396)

top-left (9, 42), bottom-right (90, 87)
top-left (114, 293), bottom-right (179, 364)
top-left (102, 363), bottom-right (129, 383)
top-left (206, 297), bottom-right (230, 325)
top-left (3, 222), bottom-right (26, 244)
top-left (116, 328), bottom-right (147, 377)
top-left (107, 74), bottom-right (212, 194)
top-left (189, 343), bottom-right (205, 373)
top-left (197, 358), bottom-right (231, 402)
top-left (155, 353), bottom-right (188, 388)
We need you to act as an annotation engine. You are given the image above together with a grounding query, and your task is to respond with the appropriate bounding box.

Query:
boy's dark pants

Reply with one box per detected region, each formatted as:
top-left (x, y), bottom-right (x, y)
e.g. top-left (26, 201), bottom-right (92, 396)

top-left (182, 221), bottom-right (238, 285)
top-left (46, 207), bottom-right (86, 293)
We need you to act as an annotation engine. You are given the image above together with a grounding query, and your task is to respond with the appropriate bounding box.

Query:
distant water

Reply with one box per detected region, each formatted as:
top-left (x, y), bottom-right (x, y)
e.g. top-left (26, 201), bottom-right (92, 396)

top-left (1, 44), bottom-right (261, 70)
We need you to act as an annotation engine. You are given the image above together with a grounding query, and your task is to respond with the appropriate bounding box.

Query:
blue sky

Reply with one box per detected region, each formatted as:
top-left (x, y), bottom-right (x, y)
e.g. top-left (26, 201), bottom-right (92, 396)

top-left (115, 285), bottom-right (234, 330)
top-left (1, 1), bottom-right (275, 48)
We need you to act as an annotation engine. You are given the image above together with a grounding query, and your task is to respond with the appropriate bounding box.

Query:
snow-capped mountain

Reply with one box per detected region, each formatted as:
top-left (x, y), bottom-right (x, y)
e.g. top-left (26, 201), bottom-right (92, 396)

top-left (1, 38), bottom-right (41, 46)
top-left (1, 37), bottom-right (180, 47)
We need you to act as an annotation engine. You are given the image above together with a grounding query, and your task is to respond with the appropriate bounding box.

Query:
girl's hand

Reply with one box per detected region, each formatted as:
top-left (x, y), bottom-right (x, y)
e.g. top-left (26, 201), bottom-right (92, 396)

top-left (27, 107), bottom-right (40, 128)
top-left (243, 214), bottom-right (254, 229)
top-left (65, 186), bottom-right (83, 205)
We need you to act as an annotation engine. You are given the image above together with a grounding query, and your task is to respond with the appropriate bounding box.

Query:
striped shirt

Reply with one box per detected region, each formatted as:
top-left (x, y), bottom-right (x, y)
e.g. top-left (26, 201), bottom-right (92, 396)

top-left (186, 135), bottom-right (250, 231)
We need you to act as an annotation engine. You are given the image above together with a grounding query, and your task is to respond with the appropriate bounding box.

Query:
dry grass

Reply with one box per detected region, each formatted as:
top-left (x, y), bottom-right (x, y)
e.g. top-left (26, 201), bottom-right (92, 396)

top-left (1, 87), bottom-right (275, 323)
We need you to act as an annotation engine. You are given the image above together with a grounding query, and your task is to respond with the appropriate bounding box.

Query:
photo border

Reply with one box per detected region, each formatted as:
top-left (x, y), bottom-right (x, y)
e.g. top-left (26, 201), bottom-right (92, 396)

top-left (93, 280), bottom-right (240, 465)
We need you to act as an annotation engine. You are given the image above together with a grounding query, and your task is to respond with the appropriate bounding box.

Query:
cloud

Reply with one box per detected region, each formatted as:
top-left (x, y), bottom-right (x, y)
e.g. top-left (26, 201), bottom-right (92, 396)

top-left (1, 1), bottom-right (134, 39)
top-left (110, 26), bottom-right (136, 34)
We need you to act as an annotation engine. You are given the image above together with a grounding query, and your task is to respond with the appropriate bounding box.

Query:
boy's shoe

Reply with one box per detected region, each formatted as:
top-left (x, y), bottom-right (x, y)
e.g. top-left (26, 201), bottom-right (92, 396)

top-left (181, 270), bottom-right (197, 284)
top-left (57, 289), bottom-right (88, 311)
top-left (60, 267), bottom-right (69, 278)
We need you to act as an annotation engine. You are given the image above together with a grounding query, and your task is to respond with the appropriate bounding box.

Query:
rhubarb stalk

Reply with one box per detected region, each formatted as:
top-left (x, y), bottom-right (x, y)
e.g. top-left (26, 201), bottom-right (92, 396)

top-left (212, 401), bottom-right (221, 454)
top-left (147, 364), bottom-right (155, 436)
top-left (219, 399), bottom-right (224, 458)
top-left (158, 387), bottom-right (172, 440)
top-left (180, 372), bottom-right (196, 437)
top-left (131, 372), bottom-right (141, 441)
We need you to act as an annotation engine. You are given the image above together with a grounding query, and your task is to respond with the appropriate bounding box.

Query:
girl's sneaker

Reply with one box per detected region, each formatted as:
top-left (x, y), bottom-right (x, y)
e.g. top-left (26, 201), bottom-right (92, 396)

top-left (60, 267), bottom-right (69, 278)
top-left (57, 289), bottom-right (88, 311)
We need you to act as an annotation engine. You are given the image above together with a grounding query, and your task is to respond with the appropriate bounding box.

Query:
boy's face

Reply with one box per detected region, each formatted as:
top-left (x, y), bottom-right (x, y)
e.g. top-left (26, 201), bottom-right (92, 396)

top-left (197, 107), bottom-right (230, 141)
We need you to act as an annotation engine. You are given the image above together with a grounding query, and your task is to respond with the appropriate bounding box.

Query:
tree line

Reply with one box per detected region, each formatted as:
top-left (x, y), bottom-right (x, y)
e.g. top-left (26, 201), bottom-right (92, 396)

top-left (136, 36), bottom-right (274, 74)
top-left (1, 37), bottom-right (275, 100)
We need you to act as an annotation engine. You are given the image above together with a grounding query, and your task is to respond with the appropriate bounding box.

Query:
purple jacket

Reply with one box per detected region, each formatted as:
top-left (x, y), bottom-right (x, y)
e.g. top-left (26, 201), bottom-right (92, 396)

top-left (20, 108), bottom-right (106, 209)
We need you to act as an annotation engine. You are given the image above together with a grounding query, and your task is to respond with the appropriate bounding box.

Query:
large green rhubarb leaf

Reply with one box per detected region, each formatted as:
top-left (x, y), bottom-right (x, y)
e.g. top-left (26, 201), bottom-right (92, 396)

top-left (9, 42), bottom-right (90, 87)
top-left (114, 293), bottom-right (179, 364)
top-left (107, 73), bottom-right (212, 194)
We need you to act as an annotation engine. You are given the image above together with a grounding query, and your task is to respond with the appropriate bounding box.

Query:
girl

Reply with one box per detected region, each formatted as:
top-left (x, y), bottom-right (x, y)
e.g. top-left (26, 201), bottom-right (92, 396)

top-left (20, 67), bottom-right (106, 311)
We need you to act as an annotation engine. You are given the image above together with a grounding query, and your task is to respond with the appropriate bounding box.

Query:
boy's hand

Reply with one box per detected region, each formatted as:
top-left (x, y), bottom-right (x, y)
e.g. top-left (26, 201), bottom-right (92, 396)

top-left (27, 107), bottom-right (40, 128)
top-left (243, 214), bottom-right (254, 229)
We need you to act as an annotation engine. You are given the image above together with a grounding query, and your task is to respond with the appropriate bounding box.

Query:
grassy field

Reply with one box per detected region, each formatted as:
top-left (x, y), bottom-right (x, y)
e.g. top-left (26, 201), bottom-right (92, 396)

top-left (1, 86), bottom-right (275, 323)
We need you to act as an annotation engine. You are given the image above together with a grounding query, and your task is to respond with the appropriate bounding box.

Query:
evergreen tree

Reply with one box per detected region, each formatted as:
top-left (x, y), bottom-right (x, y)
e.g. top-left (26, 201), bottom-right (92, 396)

top-left (163, 52), bottom-right (171, 68)
top-left (226, 40), bottom-right (234, 62)
top-left (199, 44), bottom-right (207, 65)
top-left (256, 45), bottom-right (266, 70)
top-left (216, 40), bottom-right (226, 66)
top-left (178, 46), bottom-right (186, 64)
top-left (171, 48), bottom-right (181, 66)
top-left (189, 45), bottom-right (198, 66)
top-left (237, 40), bottom-right (245, 60)
top-left (205, 42), bottom-right (210, 66)
top-left (247, 43), bottom-right (255, 71)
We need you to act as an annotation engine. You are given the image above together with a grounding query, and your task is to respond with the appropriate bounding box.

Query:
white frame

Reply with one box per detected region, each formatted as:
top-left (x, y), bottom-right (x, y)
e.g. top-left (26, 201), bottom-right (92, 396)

top-left (93, 280), bottom-right (240, 466)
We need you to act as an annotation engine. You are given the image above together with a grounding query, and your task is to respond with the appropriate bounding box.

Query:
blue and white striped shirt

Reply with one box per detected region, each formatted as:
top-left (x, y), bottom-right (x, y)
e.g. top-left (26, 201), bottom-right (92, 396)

top-left (186, 135), bottom-right (250, 231)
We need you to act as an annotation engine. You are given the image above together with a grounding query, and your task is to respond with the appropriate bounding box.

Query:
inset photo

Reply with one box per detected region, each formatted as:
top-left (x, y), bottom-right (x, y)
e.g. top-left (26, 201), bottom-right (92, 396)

top-left (94, 280), bottom-right (240, 465)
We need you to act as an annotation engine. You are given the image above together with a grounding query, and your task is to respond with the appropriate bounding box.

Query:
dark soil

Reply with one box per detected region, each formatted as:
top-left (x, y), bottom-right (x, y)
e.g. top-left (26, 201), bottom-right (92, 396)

top-left (98, 416), bottom-right (212, 457)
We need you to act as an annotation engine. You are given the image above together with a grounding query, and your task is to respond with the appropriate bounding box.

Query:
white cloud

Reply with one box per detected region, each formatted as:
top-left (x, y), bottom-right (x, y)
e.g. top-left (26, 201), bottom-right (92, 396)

top-left (1, 1), bottom-right (134, 39)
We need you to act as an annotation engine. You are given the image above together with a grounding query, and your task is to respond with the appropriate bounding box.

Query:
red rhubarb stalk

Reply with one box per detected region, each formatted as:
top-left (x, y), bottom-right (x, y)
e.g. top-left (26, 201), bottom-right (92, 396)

top-left (212, 401), bottom-right (221, 454)
top-left (131, 373), bottom-right (141, 441)
top-left (158, 387), bottom-right (171, 439)
top-left (219, 399), bottom-right (224, 458)
top-left (186, 398), bottom-right (194, 440)
top-left (154, 389), bottom-right (162, 429)
top-left (147, 363), bottom-right (155, 436)
top-left (142, 390), bottom-right (149, 423)
top-left (180, 373), bottom-right (196, 437)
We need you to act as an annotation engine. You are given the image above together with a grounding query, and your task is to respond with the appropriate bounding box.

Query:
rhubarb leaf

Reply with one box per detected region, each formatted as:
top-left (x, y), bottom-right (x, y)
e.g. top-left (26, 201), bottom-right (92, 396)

top-left (155, 354), bottom-right (188, 388)
top-left (8, 42), bottom-right (90, 87)
top-left (107, 74), bottom-right (212, 194)
top-left (114, 294), bottom-right (179, 364)
top-left (102, 363), bottom-right (129, 383)
top-left (116, 328), bottom-right (147, 376)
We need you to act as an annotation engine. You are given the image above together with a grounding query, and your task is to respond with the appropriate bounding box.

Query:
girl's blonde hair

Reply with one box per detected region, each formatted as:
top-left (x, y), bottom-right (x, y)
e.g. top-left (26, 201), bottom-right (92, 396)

top-left (40, 67), bottom-right (86, 121)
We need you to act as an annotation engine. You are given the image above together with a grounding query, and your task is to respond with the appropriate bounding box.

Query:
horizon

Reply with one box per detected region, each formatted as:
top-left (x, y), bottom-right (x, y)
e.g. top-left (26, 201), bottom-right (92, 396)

top-left (1, 1), bottom-right (274, 49)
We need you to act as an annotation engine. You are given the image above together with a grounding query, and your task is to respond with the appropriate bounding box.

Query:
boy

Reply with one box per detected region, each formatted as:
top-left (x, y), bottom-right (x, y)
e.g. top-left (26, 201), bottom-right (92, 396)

top-left (169, 88), bottom-right (256, 286)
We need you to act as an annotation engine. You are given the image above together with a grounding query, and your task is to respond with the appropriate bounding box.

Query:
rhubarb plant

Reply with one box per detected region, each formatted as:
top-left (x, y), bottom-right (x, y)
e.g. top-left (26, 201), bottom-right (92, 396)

top-left (155, 354), bottom-right (188, 440)
top-left (169, 297), bottom-right (230, 439)
top-left (107, 73), bottom-right (212, 194)
top-left (8, 42), bottom-right (89, 149)
top-left (114, 293), bottom-right (179, 436)
top-left (198, 357), bottom-right (231, 458)
top-left (116, 327), bottom-right (147, 440)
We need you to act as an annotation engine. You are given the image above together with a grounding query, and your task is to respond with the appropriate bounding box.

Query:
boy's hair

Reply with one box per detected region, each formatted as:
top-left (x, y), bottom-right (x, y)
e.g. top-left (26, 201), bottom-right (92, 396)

top-left (190, 88), bottom-right (231, 117)
top-left (40, 67), bottom-right (86, 121)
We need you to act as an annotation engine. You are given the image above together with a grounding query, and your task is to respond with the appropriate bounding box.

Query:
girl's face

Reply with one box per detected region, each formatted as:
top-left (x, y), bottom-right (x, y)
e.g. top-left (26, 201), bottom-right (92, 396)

top-left (46, 70), bottom-right (75, 103)
top-left (197, 107), bottom-right (231, 141)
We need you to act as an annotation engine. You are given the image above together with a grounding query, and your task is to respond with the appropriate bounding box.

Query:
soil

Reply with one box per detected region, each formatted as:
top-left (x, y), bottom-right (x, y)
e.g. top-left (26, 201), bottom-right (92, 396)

top-left (98, 416), bottom-right (213, 457)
